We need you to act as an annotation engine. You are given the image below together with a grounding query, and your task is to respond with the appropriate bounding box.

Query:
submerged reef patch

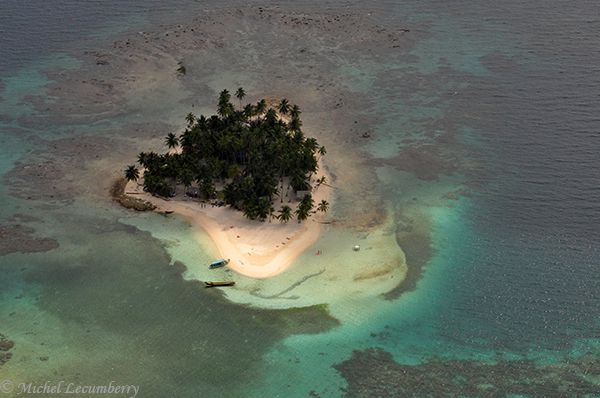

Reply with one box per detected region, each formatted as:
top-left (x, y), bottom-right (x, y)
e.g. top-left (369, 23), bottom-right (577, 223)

top-left (372, 143), bottom-right (461, 181)
top-left (0, 334), bottom-right (15, 366)
top-left (334, 348), bottom-right (600, 397)
top-left (0, 223), bottom-right (59, 256)
top-left (3, 135), bottom-right (116, 205)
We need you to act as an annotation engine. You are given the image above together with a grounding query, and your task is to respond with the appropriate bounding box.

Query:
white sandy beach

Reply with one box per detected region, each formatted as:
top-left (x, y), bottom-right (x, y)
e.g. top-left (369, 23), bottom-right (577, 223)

top-left (124, 168), bottom-right (331, 278)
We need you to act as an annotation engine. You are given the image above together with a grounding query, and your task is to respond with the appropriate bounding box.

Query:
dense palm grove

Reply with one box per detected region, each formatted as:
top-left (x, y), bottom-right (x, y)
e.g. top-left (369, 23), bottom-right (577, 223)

top-left (125, 89), bottom-right (328, 222)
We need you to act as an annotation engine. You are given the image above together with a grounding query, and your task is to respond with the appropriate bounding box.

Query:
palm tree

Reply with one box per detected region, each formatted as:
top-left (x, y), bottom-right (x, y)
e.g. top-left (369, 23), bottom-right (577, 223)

top-left (296, 194), bottom-right (314, 222)
top-left (290, 104), bottom-right (301, 119)
top-left (137, 152), bottom-right (148, 167)
top-left (255, 99), bottom-right (267, 115)
top-left (125, 165), bottom-right (140, 182)
top-left (256, 198), bottom-right (271, 221)
top-left (295, 205), bottom-right (310, 222)
top-left (145, 152), bottom-right (159, 169)
top-left (179, 129), bottom-right (192, 152)
top-left (316, 200), bottom-right (329, 213)
top-left (197, 115), bottom-right (207, 128)
top-left (179, 168), bottom-right (194, 190)
top-left (302, 193), bottom-right (314, 209)
top-left (288, 116), bottom-right (302, 133)
top-left (278, 98), bottom-right (290, 115)
top-left (278, 205), bottom-right (292, 223)
top-left (265, 108), bottom-right (278, 124)
top-left (290, 172), bottom-right (310, 192)
top-left (185, 112), bottom-right (196, 126)
top-left (318, 145), bottom-right (327, 160)
top-left (218, 89), bottom-right (233, 117)
top-left (268, 206), bottom-right (276, 223)
top-left (243, 104), bottom-right (254, 119)
top-left (165, 132), bottom-right (179, 149)
top-left (235, 87), bottom-right (246, 109)
top-left (305, 137), bottom-right (319, 152)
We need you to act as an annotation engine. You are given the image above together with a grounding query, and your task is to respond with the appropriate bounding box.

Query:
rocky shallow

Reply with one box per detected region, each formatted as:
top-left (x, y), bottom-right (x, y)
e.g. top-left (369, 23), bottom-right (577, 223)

top-left (334, 348), bottom-right (600, 397)
top-left (0, 223), bottom-right (58, 256)
top-left (0, 334), bottom-right (14, 366)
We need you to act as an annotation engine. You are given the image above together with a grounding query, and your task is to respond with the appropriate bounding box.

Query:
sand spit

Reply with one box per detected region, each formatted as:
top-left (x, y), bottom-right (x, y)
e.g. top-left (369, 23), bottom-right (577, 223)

top-left (123, 162), bottom-right (332, 278)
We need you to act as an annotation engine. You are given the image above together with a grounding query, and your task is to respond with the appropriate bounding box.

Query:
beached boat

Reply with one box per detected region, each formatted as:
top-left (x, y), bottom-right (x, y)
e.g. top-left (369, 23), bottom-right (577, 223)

top-left (204, 281), bottom-right (235, 288)
top-left (209, 258), bottom-right (230, 269)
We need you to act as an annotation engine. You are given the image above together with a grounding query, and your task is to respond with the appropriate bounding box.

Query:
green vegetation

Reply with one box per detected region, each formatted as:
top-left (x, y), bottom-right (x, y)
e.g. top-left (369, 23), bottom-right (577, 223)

top-left (316, 200), bottom-right (329, 213)
top-left (127, 89), bottom-right (327, 222)
top-left (124, 165), bottom-right (140, 182)
top-left (278, 205), bottom-right (293, 223)
top-left (296, 194), bottom-right (314, 222)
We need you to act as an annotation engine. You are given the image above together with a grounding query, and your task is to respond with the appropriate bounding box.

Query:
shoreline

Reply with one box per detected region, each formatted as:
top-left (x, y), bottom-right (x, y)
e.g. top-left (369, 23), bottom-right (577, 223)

top-left (121, 166), bottom-right (333, 279)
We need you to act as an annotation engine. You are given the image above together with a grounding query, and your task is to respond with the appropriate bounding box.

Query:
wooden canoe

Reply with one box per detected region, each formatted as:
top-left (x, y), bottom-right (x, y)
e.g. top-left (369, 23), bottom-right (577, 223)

top-left (209, 258), bottom-right (230, 269)
top-left (204, 281), bottom-right (235, 288)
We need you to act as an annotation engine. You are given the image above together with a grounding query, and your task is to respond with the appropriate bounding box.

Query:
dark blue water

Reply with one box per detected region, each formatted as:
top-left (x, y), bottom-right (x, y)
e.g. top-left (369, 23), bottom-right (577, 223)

top-left (455, 0), bottom-right (600, 352)
top-left (0, 0), bottom-right (227, 76)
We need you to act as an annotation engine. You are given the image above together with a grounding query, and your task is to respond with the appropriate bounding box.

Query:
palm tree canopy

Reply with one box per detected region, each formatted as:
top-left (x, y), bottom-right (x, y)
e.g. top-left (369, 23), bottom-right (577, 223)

top-left (295, 206), bottom-right (310, 221)
top-left (278, 205), bottom-right (293, 223)
top-left (317, 200), bottom-right (329, 213)
top-left (255, 99), bottom-right (267, 115)
top-left (131, 89), bottom-right (325, 218)
top-left (278, 98), bottom-right (290, 115)
top-left (243, 104), bottom-right (254, 118)
top-left (185, 112), bottom-right (196, 126)
top-left (235, 87), bottom-right (246, 101)
top-left (295, 194), bottom-right (314, 222)
top-left (265, 108), bottom-right (278, 123)
top-left (289, 116), bottom-right (302, 133)
top-left (218, 89), bottom-right (234, 117)
top-left (125, 165), bottom-right (140, 182)
top-left (165, 132), bottom-right (179, 149)
top-left (290, 104), bottom-right (301, 119)
top-left (137, 152), bottom-right (148, 166)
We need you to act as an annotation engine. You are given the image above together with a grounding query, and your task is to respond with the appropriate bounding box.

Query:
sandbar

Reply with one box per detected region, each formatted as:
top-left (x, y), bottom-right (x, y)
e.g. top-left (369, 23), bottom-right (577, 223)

top-left (123, 167), bottom-right (332, 278)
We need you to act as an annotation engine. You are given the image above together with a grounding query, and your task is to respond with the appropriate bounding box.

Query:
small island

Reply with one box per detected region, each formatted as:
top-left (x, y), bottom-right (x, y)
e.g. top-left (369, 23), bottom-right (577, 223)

top-left (120, 89), bottom-right (332, 278)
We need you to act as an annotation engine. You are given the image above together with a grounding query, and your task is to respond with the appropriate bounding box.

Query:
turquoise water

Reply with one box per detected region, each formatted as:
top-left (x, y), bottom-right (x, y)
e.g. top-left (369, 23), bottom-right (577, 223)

top-left (248, 200), bottom-right (476, 397)
top-left (1, 1), bottom-right (599, 397)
